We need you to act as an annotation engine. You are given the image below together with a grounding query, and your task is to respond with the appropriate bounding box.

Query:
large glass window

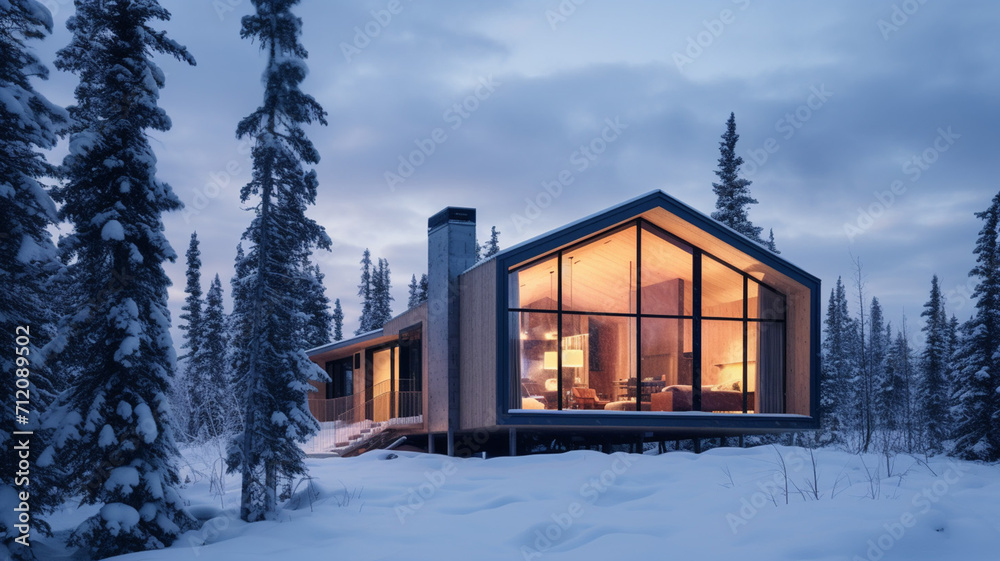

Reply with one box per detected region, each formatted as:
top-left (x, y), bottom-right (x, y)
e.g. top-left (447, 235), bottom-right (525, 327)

top-left (700, 320), bottom-right (747, 412)
top-left (562, 315), bottom-right (636, 409)
top-left (562, 228), bottom-right (636, 314)
top-left (702, 256), bottom-right (744, 318)
top-left (641, 226), bottom-right (693, 316)
top-left (508, 218), bottom-right (788, 414)
top-left (510, 311), bottom-right (559, 410)
top-left (509, 257), bottom-right (558, 311)
top-left (325, 358), bottom-right (354, 400)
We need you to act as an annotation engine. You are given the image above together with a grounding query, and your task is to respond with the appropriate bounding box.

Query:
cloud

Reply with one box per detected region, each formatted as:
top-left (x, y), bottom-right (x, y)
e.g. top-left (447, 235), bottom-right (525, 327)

top-left (31, 0), bottom-right (1000, 341)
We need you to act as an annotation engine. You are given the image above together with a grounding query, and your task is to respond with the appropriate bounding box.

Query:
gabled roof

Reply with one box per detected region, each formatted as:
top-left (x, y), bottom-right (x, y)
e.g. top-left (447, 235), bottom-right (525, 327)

top-left (493, 189), bottom-right (819, 288)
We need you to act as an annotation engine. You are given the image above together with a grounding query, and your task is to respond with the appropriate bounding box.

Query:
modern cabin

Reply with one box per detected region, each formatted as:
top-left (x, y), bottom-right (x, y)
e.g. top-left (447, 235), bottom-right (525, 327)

top-left (306, 191), bottom-right (820, 455)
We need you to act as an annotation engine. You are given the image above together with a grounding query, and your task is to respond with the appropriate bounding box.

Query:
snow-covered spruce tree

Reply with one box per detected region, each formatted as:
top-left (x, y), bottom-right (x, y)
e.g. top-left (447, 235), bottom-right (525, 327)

top-left (407, 274), bottom-right (419, 309)
top-left (867, 298), bottom-right (889, 445)
top-left (226, 243), bottom-right (252, 417)
top-left (46, 0), bottom-right (195, 556)
top-left (711, 112), bottom-right (765, 245)
top-left (177, 232), bottom-right (204, 440)
top-left (356, 248), bottom-right (374, 334)
top-left (951, 191), bottom-right (1000, 461)
top-left (371, 257), bottom-right (393, 328)
top-left (332, 298), bottom-right (344, 341)
top-left (945, 314), bottom-right (961, 431)
top-left (299, 260), bottom-right (332, 348)
top-left (819, 277), bottom-right (856, 446)
top-left (888, 323), bottom-right (918, 452)
top-left (0, 2), bottom-right (67, 558)
top-left (225, 0), bottom-right (330, 523)
top-left (190, 274), bottom-right (232, 439)
top-left (919, 275), bottom-right (951, 453)
top-left (878, 322), bottom-right (906, 446)
top-left (179, 232), bottom-right (203, 361)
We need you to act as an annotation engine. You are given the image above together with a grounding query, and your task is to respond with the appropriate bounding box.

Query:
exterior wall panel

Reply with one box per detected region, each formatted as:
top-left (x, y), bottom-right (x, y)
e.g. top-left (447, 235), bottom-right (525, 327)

top-left (460, 259), bottom-right (497, 430)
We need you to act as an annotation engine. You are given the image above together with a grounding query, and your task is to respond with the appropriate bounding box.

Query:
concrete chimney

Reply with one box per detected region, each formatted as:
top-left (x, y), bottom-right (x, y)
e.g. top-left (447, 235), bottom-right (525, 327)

top-left (426, 207), bottom-right (476, 455)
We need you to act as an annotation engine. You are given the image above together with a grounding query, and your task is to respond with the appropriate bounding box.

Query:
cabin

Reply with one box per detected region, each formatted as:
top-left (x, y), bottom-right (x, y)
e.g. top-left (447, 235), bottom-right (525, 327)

top-left (306, 191), bottom-right (820, 455)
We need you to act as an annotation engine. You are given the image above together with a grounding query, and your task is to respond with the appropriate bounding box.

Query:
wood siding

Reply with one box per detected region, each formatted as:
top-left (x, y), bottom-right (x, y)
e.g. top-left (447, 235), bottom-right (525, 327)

top-left (459, 259), bottom-right (497, 430)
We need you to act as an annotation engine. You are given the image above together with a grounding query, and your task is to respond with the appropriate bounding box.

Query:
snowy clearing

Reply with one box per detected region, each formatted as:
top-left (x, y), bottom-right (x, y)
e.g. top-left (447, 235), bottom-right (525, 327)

top-left (35, 444), bottom-right (1000, 561)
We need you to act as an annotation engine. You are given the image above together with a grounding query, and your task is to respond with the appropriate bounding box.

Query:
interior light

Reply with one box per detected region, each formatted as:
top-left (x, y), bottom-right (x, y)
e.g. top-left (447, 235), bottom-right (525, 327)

top-left (564, 349), bottom-right (584, 368)
top-left (543, 350), bottom-right (584, 369)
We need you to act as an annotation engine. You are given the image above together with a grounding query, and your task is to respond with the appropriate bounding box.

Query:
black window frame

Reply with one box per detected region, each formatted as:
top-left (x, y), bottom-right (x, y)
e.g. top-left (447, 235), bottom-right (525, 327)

top-left (324, 357), bottom-right (354, 400)
top-left (505, 217), bottom-right (787, 414)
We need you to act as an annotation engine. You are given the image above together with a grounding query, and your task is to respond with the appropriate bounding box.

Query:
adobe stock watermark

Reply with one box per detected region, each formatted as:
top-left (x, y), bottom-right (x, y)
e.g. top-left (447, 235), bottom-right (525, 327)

top-left (212, 0), bottom-right (245, 21)
top-left (384, 75), bottom-right (501, 192)
top-left (742, 84), bottom-right (833, 176)
top-left (942, 276), bottom-right (977, 316)
top-left (545, 0), bottom-right (586, 31)
top-left (393, 429), bottom-right (496, 525)
top-left (184, 516), bottom-right (231, 556)
top-left (843, 126), bottom-right (959, 240)
top-left (40, 0), bottom-right (72, 18)
top-left (519, 453), bottom-right (634, 560)
top-left (510, 116), bottom-right (628, 234)
top-left (853, 460), bottom-right (969, 561)
top-left (182, 139), bottom-right (252, 223)
top-left (877, 0), bottom-right (929, 40)
top-left (672, 0), bottom-right (751, 71)
top-left (340, 0), bottom-right (413, 63)
top-left (394, 459), bottom-right (458, 524)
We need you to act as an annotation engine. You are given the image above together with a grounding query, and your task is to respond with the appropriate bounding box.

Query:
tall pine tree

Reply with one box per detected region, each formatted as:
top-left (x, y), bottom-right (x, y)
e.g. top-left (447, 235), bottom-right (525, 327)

top-left (483, 225), bottom-right (501, 259)
top-left (226, 243), bottom-right (254, 422)
top-left (951, 191), bottom-right (1000, 461)
top-left (407, 274), bottom-right (420, 309)
top-left (711, 112), bottom-right (765, 244)
top-left (177, 232), bottom-right (203, 439)
top-left (191, 274), bottom-right (232, 439)
top-left (46, 0), bottom-right (195, 556)
top-left (226, 0), bottom-right (330, 523)
top-left (866, 297), bottom-right (888, 447)
top-left (418, 273), bottom-right (429, 303)
top-left (765, 228), bottom-right (780, 254)
top-left (299, 260), bottom-right (332, 348)
top-left (356, 248), bottom-right (374, 334)
top-left (371, 257), bottom-right (393, 328)
top-left (819, 277), bottom-right (856, 446)
top-left (890, 323), bottom-right (917, 451)
top-left (179, 232), bottom-right (203, 362)
top-left (919, 275), bottom-right (951, 453)
top-left (0, 2), bottom-right (67, 558)
top-left (331, 298), bottom-right (344, 341)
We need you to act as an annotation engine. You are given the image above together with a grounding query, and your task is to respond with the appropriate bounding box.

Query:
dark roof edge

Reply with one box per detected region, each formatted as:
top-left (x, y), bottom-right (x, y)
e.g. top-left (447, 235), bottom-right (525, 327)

top-left (306, 328), bottom-right (385, 357)
top-left (495, 190), bottom-right (820, 287)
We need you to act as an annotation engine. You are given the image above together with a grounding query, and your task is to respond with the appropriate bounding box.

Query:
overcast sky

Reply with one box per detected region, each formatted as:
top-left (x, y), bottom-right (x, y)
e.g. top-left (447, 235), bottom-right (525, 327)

top-left (32, 0), bottom-right (1000, 346)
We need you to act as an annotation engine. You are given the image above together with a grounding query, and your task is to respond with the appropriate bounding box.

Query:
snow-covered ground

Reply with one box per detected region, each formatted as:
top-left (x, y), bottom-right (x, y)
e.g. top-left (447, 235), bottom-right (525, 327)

top-left (36, 443), bottom-right (1000, 560)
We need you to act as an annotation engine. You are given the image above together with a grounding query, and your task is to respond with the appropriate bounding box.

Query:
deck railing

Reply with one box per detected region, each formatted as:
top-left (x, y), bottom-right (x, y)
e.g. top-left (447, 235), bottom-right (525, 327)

top-left (303, 388), bottom-right (422, 454)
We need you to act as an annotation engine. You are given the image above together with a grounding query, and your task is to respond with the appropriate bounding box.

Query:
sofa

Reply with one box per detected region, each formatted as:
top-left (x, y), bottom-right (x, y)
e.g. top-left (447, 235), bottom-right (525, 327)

top-left (650, 385), bottom-right (750, 412)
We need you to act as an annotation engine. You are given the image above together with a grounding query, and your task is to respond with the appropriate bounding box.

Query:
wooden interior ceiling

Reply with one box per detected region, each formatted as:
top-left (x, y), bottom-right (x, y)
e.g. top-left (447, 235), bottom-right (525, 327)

top-left (702, 256), bottom-right (744, 311)
top-left (515, 257), bottom-right (557, 309)
top-left (562, 226), bottom-right (636, 312)
top-left (641, 207), bottom-right (806, 297)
